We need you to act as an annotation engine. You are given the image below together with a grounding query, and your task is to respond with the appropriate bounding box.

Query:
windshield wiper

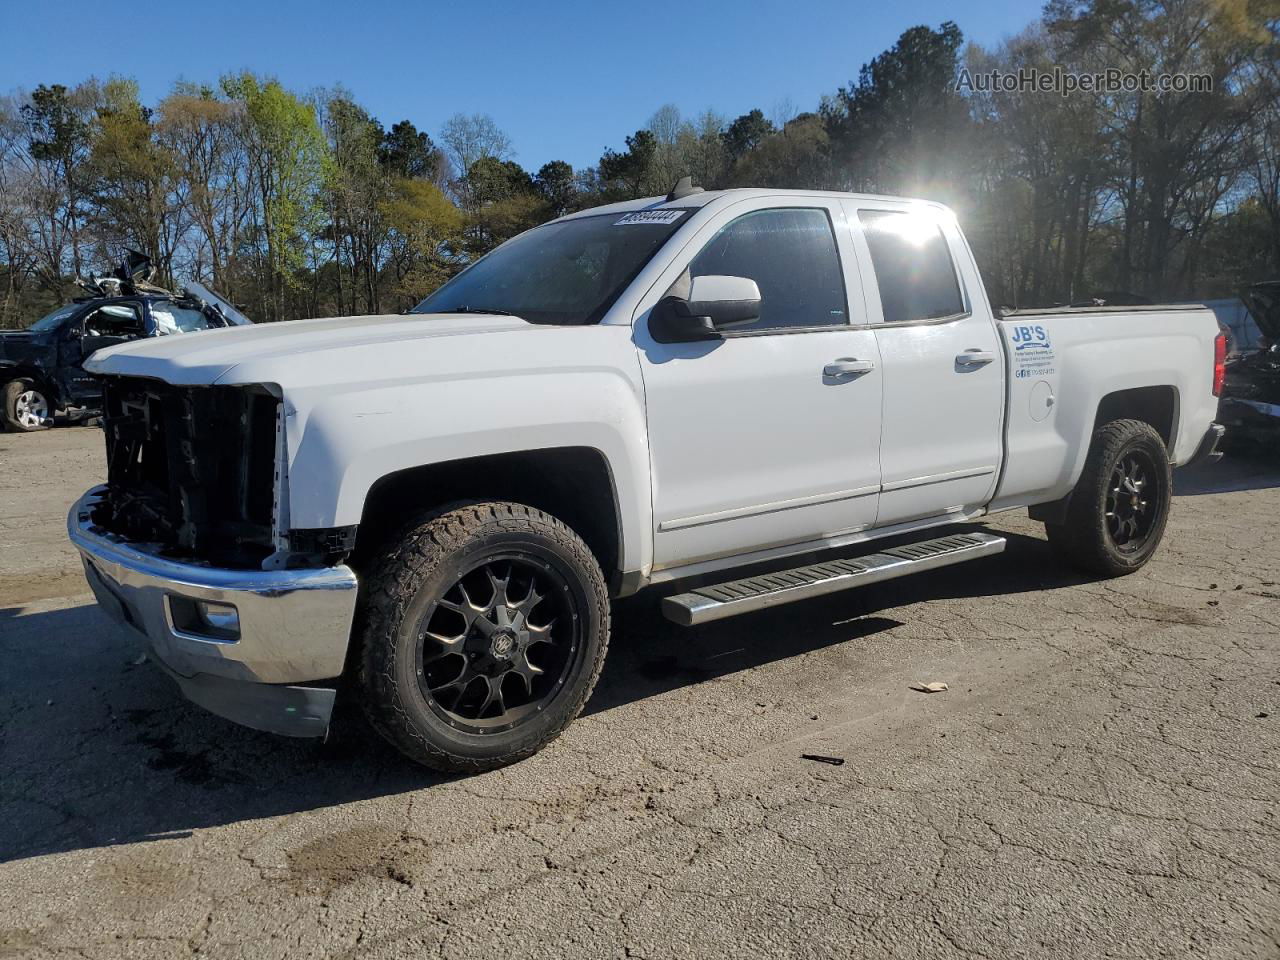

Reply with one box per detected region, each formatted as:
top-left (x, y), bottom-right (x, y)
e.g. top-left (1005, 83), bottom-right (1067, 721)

top-left (446, 305), bottom-right (517, 317)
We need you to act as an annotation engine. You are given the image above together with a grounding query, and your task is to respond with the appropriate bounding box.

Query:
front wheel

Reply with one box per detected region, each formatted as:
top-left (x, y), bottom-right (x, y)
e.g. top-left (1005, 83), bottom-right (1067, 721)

top-left (356, 501), bottom-right (609, 772)
top-left (2, 379), bottom-right (52, 431)
top-left (1045, 418), bottom-right (1172, 577)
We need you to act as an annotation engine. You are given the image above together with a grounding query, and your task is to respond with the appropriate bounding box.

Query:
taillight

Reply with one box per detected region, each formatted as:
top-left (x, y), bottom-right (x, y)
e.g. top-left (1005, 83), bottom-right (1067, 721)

top-left (1212, 330), bottom-right (1226, 397)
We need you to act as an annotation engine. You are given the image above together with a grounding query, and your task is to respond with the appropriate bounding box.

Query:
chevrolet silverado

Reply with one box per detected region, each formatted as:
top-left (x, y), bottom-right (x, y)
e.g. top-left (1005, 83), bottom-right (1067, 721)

top-left (69, 183), bottom-right (1226, 771)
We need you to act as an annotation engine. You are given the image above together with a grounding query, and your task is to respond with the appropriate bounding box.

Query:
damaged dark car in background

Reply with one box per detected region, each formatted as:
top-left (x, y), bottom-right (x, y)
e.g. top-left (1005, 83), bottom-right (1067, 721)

top-left (1219, 280), bottom-right (1280, 450)
top-left (0, 252), bottom-right (251, 432)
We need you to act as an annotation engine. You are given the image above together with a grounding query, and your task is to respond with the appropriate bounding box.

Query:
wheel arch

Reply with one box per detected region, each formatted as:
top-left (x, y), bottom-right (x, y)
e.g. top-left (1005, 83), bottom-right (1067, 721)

top-left (1030, 390), bottom-right (1179, 525)
top-left (1040, 417), bottom-right (1174, 575)
top-left (0, 365), bottom-right (62, 426)
top-left (350, 446), bottom-right (626, 590)
top-left (0, 363), bottom-right (59, 403)
top-left (1092, 385), bottom-right (1179, 453)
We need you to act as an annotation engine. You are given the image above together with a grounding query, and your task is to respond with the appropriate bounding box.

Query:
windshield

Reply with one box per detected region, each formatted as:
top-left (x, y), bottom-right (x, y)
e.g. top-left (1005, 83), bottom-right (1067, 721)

top-left (412, 209), bottom-right (690, 325)
top-left (26, 304), bottom-right (79, 333)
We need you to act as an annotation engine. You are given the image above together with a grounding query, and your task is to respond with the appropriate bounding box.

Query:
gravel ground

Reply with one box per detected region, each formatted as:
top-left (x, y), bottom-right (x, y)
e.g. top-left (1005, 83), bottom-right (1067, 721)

top-left (1, 426), bottom-right (1277, 959)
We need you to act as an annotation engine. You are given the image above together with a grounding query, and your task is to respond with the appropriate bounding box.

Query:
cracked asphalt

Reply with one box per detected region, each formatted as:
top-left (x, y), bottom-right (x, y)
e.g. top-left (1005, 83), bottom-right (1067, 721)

top-left (1, 427), bottom-right (1278, 959)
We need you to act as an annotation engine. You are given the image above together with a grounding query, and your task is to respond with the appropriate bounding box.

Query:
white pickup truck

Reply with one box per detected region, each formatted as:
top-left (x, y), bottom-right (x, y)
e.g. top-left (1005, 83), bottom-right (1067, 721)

top-left (70, 184), bottom-right (1226, 771)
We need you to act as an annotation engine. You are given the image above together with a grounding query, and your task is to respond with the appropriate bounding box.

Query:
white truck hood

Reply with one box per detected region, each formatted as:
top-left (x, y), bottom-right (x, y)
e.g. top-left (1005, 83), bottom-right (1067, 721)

top-left (84, 312), bottom-right (535, 386)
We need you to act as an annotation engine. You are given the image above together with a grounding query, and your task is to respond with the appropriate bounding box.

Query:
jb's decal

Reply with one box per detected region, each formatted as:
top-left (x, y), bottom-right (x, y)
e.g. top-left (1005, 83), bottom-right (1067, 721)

top-left (1010, 324), bottom-right (1051, 351)
top-left (1010, 323), bottom-right (1056, 378)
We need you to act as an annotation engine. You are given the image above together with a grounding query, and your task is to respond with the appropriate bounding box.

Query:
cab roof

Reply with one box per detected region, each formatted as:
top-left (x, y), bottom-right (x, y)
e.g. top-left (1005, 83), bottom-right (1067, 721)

top-left (555, 188), bottom-right (949, 222)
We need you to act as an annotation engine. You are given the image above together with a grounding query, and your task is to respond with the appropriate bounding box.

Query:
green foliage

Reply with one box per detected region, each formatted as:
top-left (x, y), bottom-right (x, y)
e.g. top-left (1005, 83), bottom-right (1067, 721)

top-left (723, 109), bottom-right (774, 161)
top-left (381, 177), bottom-right (465, 310)
top-left (597, 107), bottom-right (731, 197)
top-left (19, 82), bottom-right (96, 279)
top-left (534, 160), bottom-right (575, 216)
top-left (1, 3), bottom-right (1278, 328)
top-left (599, 129), bottom-right (657, 196)
top-left (323, 94), bottom-right (388, 314)
top-left (221, 73), bottom-right (330, 314)
top-left (967, 0), bottom-right (1280, 304)
top-left (88, 78), bottom-right (177, 280)
top-left (465, 156), bottom-right (534, 205)
top-left (153, 85), bottom-right (246, 293)
top-left (23, 83), bottom-right (92, 167)
top-left (462, 156), bottom-right (544, 252)
top-left (379, 120), bottom-right (440, 181)
top-left (825, 22), bottom-right (970, 195)
top-left (729, 114), bottom-right (830, 189)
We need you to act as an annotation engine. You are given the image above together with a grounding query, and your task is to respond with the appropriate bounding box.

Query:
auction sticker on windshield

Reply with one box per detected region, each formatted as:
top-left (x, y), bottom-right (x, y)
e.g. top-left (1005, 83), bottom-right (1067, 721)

top-left (615, 210), bottom-right (686, 226)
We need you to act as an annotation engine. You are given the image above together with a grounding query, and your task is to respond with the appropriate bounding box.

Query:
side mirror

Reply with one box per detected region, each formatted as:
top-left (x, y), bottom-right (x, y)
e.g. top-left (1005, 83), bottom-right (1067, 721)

top-left (650, 275), bottom-right (761, 343)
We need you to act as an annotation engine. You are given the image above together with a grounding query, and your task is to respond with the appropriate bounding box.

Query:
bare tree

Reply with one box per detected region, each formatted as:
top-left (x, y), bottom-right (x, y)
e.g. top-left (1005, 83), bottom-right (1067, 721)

top-left (440, 113), bottom-right (512, 180)
top-left (158, 87), bottom-right (254, 290)
top-left (1245, 60), bottom-right (1280, 271)
top-left (0, 96), bottom-right (38, 324)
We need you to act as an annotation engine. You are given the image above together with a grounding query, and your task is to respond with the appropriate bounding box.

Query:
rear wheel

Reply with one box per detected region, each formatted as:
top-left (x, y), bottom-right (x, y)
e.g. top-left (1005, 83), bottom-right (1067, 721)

top-left (2, 379), bottom-right (52, 432)
top-left (357, 501), bottom-right (609, 772)
top-left (1045, 418), bottom-right (1172, 577)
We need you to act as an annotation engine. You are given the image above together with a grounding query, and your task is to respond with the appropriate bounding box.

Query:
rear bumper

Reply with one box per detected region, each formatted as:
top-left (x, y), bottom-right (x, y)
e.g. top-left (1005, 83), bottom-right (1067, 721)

top-left (68, 487), bottom-right (359, 737)
top-left (1224, 398), bottom-right (1280, 419)
top-left (1219, 398), bottom-right (1280, 438)
top-left (1185, 422), bottom-right (1225, 466)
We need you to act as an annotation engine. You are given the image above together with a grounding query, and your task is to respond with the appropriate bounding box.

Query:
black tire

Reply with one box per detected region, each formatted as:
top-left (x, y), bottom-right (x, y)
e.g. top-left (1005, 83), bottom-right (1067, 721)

top-left (2, 379), bottom-right (52, 432)
top-left (356, 501), bottom-right (609, 772)
top-left (1045, 418), bottom-right (1172, 577)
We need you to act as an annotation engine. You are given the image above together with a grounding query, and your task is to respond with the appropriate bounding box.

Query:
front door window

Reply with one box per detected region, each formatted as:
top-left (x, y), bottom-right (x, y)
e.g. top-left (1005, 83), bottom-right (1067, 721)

top-left (688, 208), bottom-right (848, 332)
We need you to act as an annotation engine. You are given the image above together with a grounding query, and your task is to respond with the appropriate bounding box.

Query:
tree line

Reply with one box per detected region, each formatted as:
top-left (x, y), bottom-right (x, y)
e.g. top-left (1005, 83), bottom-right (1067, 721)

top-left (1, 0), bottom-right (1277, 329)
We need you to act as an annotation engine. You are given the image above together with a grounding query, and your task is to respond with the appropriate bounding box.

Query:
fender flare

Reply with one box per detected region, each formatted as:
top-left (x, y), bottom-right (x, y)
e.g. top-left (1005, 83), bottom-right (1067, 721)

top-left (0, 363), bottom-right (59, 405)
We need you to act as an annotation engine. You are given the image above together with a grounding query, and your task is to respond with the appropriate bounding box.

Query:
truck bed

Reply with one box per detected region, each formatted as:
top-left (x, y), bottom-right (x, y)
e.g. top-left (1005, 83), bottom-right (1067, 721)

top-left (991, 304), bottom-right (1220, 513)
top-left (999, 303), bottom-right (1217, 318)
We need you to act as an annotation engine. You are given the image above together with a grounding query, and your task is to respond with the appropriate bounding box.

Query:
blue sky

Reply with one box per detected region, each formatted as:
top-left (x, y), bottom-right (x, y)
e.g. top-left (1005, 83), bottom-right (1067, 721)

top-left (0, 0), bottom-right (1036, 172)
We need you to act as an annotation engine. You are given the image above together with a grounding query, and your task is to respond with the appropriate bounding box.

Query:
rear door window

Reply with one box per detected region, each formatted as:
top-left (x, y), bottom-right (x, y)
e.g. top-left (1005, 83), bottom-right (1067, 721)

top-left (858, 210), bottom-right (964, 324)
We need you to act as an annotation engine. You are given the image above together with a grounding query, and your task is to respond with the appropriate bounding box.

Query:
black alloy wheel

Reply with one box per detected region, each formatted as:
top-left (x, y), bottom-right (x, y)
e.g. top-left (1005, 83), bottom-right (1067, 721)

top-left (415, 555), bottom-right (582, 735)
top-left (1104, 449), bottom-right (1162, 553)
top-left (358, 501), bottom-right (609, 772)
top-left (1044, 418), bottom-right (1172, 577)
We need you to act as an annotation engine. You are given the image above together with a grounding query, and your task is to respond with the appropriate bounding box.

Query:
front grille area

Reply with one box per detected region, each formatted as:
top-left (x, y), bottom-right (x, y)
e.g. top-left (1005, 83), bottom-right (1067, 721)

top-left (92, 377), bottom-right (281, 567)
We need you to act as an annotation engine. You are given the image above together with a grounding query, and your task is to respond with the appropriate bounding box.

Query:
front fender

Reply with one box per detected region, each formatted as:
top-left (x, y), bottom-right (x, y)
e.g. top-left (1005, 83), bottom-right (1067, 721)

top-left (283, 367), bottom-right (653, 576)
top-left (0, 362), bottom-right (59, 404)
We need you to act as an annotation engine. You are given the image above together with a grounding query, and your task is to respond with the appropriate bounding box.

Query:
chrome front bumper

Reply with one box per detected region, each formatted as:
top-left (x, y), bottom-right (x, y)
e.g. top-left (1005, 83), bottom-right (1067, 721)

top-left (68, 487), bottom-right (359, 737)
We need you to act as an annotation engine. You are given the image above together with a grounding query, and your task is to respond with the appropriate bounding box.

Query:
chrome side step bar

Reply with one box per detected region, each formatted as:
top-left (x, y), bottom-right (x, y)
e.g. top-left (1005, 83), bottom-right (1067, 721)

top-left (660, 532), bottom-right (1006, 626)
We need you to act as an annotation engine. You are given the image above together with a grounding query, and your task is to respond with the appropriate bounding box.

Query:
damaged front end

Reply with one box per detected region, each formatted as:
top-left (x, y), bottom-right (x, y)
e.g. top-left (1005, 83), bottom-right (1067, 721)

top-left (69, 374), bottom-right (360, 737)
top-left (92, 377), bottom-right (283, 568)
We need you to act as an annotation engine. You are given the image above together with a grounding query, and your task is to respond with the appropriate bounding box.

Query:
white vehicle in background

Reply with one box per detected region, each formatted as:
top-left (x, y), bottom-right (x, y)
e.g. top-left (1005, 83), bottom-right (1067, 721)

top-left (69, 181), bottom-right (1225, 771)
